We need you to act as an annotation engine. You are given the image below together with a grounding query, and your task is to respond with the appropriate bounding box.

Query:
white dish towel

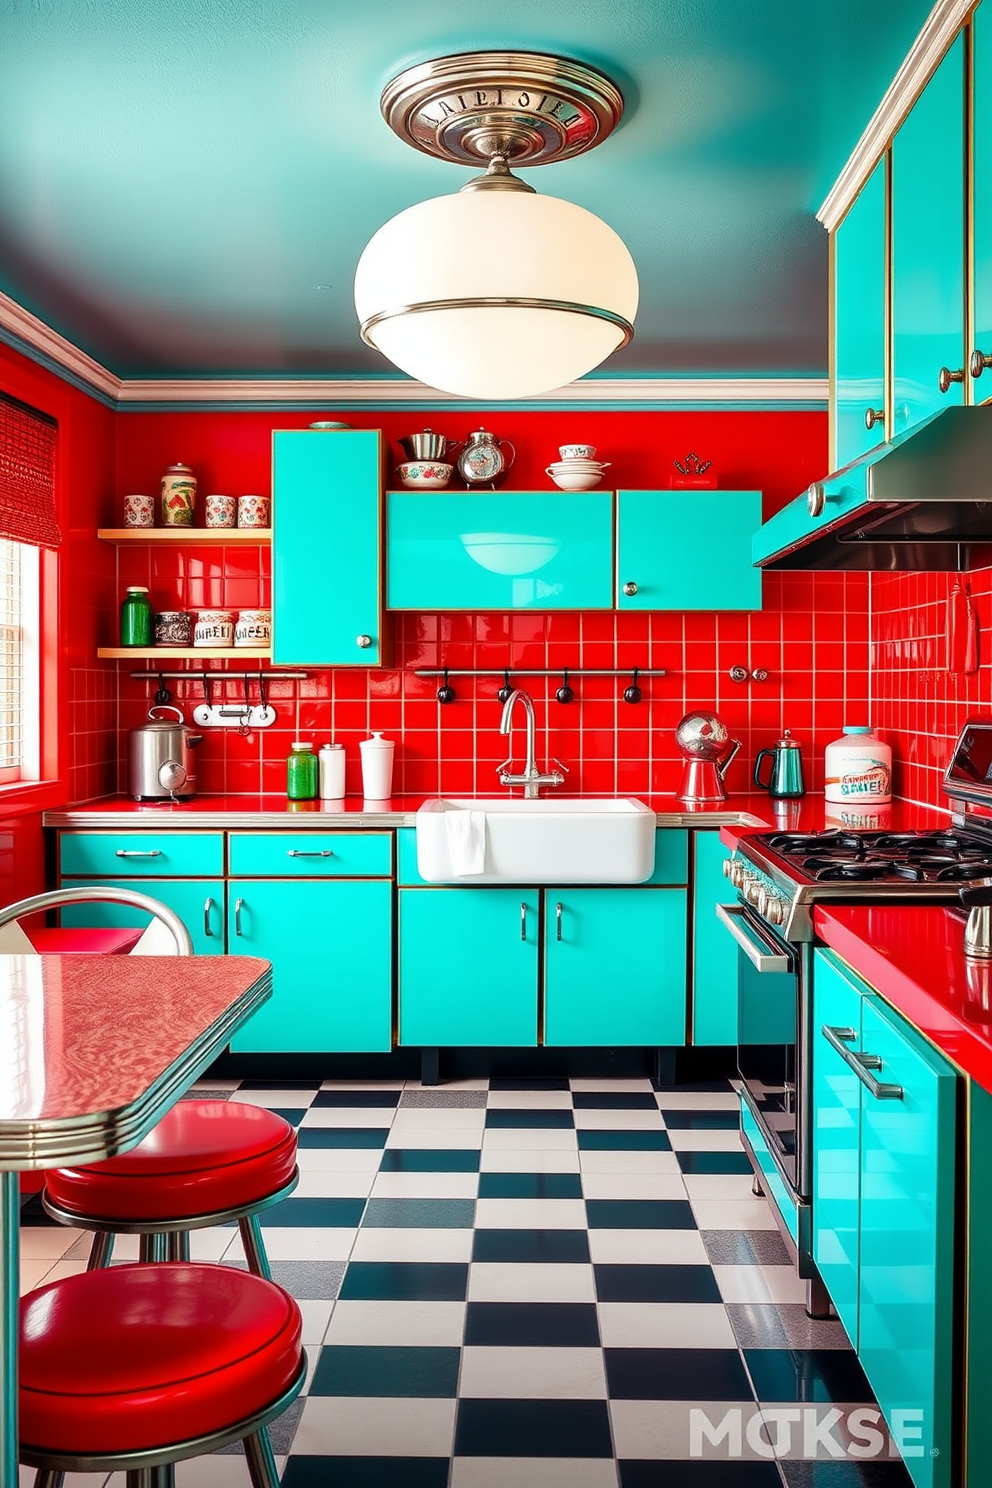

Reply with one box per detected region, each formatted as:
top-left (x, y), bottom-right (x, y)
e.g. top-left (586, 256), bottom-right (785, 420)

top-left (444, 809), bottom-right (487, 877)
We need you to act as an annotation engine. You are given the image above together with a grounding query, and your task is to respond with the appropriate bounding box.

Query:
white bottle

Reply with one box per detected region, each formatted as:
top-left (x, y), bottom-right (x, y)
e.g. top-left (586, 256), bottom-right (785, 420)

top-left (359, 731), bottom-right (394, 799)
top-left (824, 725), bottom-right (892, 804)
top-left (318, 742), bottom-right (346, 800)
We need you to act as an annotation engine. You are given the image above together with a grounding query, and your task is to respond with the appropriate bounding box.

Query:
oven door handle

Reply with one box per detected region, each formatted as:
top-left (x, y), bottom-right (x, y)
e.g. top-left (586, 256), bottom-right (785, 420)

top-left (715, 903), bottom-right (791, 973)
top-left (820, 1023), bottom-right (904, 1100)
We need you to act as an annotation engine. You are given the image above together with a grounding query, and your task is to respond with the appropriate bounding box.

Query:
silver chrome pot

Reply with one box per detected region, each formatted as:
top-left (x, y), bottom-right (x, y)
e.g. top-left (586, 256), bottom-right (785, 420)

top-left (399, 428), bottom-right (461, 462)
top-left (675, 709), bottom-right (742, 804)
top-left (128, 705), bottom-right (203, 801)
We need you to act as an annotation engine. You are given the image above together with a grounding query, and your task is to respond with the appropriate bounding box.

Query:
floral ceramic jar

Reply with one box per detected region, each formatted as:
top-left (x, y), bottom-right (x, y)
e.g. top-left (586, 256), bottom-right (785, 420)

top-left (161, 463), bottom-right (197, 526)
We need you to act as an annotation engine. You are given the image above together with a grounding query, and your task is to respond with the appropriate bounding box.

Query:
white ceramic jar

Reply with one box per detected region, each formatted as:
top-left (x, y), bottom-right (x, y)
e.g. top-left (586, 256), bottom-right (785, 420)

top-left (359, 731), bottom-right (394, 799)
top-left (824, 726), bottom-right (892, 803)
top-left (193, 610), bottom-right (234, 647)
top-left (319, 742), bottom-right (346, 799)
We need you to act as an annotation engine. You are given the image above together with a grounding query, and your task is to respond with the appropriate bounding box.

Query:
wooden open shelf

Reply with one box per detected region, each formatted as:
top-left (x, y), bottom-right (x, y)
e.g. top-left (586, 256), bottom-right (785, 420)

top-left (97, 647), bottom-right (272, 661)
top-left (97, 528), bottom-right (272, 544)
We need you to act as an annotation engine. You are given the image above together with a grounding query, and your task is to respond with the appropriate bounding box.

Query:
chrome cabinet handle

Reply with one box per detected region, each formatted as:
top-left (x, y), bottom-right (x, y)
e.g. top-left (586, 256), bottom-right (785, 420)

top-left (715, 903), bottom-right (790, 973)
top-left (820, 1024), bottom-right (904, 1100)
top-left (234, 897), bottom-right (245, 936)
top-left (556, 901), bottom-right (563, 941)
top-left (806, 482), bottom-right (826, 517)
top-left (864, 407), bottom-right (884, 430)
top-left (115, 849), bottom-right (162, 858)
top-left (203, 897), bottom-right (214, 937)
top-left (971, 349), bottom-right (992, 379)
top-left (356, 634), bottom-right (372, 649)
top-left (520, 902), bottom-right (527, 941)
top-left (939, 366), bottom-right (965, 394)
top-left (622, 581), bottom-right (638, 597)
top-left (287, 849), bottom-right (334, 857)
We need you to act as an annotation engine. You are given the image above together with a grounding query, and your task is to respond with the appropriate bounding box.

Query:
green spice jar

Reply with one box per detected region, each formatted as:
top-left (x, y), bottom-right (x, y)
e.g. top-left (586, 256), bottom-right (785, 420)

top-left (286, 741), bottom-right (318, 800)
top-left (120, 585), bottom-right (153, 647)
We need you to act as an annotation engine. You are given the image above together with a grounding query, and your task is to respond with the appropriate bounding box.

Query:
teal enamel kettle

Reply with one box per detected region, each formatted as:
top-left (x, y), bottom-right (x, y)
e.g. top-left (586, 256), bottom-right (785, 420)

top-left (754, 729), bottom-right (805, 798)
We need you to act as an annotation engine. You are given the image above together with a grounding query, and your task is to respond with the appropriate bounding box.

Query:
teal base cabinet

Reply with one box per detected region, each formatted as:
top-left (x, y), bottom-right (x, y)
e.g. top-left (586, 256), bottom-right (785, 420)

top-left (228, 879), bottom-right (392, 1053)
top-left (545, 887), bottom-right (686, 1045)
top-left (399, 889), bottom-right (539, 1046)
top-left (617, 490), bottom-right (762, 611)
top-left (812, 950), bottom-right (956, 1488)
top-left (60, 876), bottom-right (225, 957)
top-left (691, 831), bottom-right (737, 1044)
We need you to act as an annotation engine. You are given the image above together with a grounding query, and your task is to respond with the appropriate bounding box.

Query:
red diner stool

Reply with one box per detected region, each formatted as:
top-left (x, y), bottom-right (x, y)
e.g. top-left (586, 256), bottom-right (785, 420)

top-left (19, 1263), bottom-right (305, 1488)
top-left (44, 1100), bottom-right (299, 1276)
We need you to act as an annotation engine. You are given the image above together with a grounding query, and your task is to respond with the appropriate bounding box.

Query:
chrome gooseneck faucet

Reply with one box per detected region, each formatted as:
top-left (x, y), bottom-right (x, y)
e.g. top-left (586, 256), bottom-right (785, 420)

top-left (497, 688), bottom-right (565, 799)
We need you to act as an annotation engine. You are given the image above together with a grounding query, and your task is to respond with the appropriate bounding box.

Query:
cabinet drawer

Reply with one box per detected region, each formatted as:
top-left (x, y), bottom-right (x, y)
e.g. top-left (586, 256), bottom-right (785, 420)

top-left (59, 831), bottom-right (224, 878)
top-left (228, 831), bottom-right (392, 878)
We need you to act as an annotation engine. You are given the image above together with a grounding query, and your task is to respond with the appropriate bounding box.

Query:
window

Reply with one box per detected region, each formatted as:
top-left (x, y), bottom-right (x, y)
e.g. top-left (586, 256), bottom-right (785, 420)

top-left (0, 537), bottom-right (39, 785)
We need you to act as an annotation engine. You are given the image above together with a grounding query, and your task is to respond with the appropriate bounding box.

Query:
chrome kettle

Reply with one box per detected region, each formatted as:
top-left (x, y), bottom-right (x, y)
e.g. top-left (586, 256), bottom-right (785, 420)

top-left (456, 428), bottom-right (516, 487)
top-left (753, 729), bottom-right (806, 798)
top-left (961, 881), bottom-right (992, 960)
top-left (128, 705), bottom-right (203, 801)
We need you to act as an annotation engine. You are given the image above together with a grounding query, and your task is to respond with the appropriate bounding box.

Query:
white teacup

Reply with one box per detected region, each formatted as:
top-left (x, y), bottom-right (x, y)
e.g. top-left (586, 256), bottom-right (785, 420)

top-left (559, 444), bottom-right (596, 461)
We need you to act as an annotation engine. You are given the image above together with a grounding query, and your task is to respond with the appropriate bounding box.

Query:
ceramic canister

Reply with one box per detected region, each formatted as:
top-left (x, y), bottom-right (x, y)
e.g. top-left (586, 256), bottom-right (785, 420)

top-left (234, 609), bottom-right (272, 647)
top-left (204, 493), bottom-right (237, 528)
top-left (161, 463), bottom-right (197, 527)
top-left (123, 493), bottom-right (155, 528)
top-left (154, 611), bottom-right (193, 647)
top-left (193, 609), bottom-right (234, 647)
top-left (237, 494), bottom-right (270, 529)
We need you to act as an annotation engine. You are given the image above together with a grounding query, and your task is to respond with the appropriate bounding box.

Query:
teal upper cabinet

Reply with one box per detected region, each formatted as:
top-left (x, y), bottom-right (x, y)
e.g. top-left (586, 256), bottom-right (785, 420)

top-left (891, 34), bottom-right (966, 436)
top-left (834, 158), bottom-right (888, 466)
top-left (973, 1), bottom-right (992, 398)
top-left (386, 492), bottom-right (614, 611)
top-left (616, 491), bottom-right (761, 611)
top-left (272, 429), bottom-right (387, 666)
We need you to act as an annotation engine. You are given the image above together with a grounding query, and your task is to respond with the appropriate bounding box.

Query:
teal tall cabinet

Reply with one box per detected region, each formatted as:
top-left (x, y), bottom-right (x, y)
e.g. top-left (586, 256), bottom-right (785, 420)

top-left (616, 491), bottom-right (761, 611)
top-left (891, 33), bottom-right (967, 437)
top-left (272, 429), bottom-right (387, 665)
top-left (690, 831), bottom-right (737, 1044)
top-left (834, 159), bottom-right (888, 467)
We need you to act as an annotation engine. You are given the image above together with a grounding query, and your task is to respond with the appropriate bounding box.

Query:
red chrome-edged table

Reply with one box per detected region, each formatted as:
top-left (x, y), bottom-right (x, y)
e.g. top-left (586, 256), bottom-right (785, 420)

top-left (0, 952), bottom-right (272, 1488)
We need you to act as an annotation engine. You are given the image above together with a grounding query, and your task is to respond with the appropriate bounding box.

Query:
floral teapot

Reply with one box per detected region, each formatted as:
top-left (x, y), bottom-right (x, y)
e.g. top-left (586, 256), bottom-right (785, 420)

top-left (455, 428), bottom-right (516, 488)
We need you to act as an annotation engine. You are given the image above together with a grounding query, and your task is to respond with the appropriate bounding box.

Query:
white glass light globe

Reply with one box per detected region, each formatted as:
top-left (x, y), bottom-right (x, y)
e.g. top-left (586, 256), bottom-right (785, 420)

top-left (354, 189), bottom-right (638, 399)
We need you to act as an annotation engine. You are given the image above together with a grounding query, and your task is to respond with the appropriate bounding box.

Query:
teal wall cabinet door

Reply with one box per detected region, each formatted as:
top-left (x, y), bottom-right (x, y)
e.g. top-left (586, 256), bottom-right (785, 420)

top-left (834, 157), bottom-right (888, 466)
top-left (399, 889), bottom-right (539, 1045)
top-left (617, 491), bottom-right (761, 611)
top-left (272, 429), bottom-right (386, 665)
top-left (386, 492), bottom-right (614, 611)
top-left (811, 950), bottom-right (864, 1349)
top-left (228, 879), bottom-right (392, 1052)
top-left (544, 888), bottom-right (686, 1046)
top-left (973, 1), bottom-right (992, 400)
top-left (60, 876), bottom-right (224, 956)
top-left (857, 995), bottom-right (955, 1488)
top-left (891, 33), bottom-right (966, 436)
top-left (691, 832), bottom-right (737, 1044)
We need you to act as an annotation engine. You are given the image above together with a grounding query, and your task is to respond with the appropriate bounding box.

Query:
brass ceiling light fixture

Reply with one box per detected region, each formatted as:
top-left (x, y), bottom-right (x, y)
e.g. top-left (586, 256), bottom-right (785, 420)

top-left (354, 51), bottom-right (638, 399)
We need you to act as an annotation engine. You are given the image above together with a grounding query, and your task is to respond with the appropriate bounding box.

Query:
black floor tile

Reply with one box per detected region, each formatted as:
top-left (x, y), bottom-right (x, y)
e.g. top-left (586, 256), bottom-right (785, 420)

top-left (311, 1089), bottom-right (402, 1107)
top-left (297, 1127), bottom-right (387, 1148)
top-left (269, 1107), bottom-right (307, 1126)
top-left (464, 1301), bottom-right (600, 1347)
top-left (586, 1198), bottom-right (696, 1229)
top-left (660, 1110), bottom-right (739, 1130)
top-left (577, 1129), bottom-right (671, 1151)
top-left (379, 1148), bottom-right (481, 1172)
top-left (573, 1091), bottom-right (659, 1109)
top-left (701, 1230), bottom-right (792, 1267)
top-left (310, 1344), bottom-right (461, 1397)
top-left (485, 1108), bottom-right (575, 1128)
top-left (454, 1398), bottom-right (612, 1457)
top-left (620, 1463), bottom-right (783, 1486)
top-left (237, 1079), bottom-right (319, 1091)
top-left (472, 1228), bottom-right (591, 1263)
top-left (339, 1261), bottom-right (469, 1301)
top-left (363, 1198), bottom-right (475, 1229)
top-left (594, 1262), bottom-right (722, 1303)
top-left (744, 1348), bottom-right (877, 1405)
top-left (489, 1076), bottom-right (571, 1090)
top-left (780, 1465), bottom-right (916, 1487)
top-left (18, 1194), bottom-right (59, 1226)
top-left (605, 1346), bottom-right (754, 1401)
top-left (282, 1456), bottom-right (450, 1487)
top-left (478, 1172), bottom-right (582, 1199)
top-left (676, 1150), bottom-right (752, 1174)
top-left (260, 1197), bottom-right (366, 1227)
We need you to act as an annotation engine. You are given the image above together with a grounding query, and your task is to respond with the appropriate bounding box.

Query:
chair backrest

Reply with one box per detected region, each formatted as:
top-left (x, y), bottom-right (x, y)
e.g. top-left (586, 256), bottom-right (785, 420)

top-left (0, 887), bottom-right (194, 956)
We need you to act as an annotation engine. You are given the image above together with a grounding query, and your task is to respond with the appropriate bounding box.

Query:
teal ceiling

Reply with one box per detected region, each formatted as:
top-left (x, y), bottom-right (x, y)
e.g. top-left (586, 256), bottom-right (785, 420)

top-left (0, 0), bottom-right (933, 381)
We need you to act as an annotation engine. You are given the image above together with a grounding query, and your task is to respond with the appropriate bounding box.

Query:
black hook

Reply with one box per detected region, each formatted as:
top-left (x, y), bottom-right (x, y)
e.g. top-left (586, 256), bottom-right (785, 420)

top-left (623, 667), bottom-right (642, 704)
top-left (556, 667), bottom-right (574, 705)
top-left (153, 672), bottom-right (171, 707)
top-left (497, 669), bottom-right (513, 705)
top-left (202, 675), bottom-right (214, 707)
top-left (437, 669), bottom-right (456, 705)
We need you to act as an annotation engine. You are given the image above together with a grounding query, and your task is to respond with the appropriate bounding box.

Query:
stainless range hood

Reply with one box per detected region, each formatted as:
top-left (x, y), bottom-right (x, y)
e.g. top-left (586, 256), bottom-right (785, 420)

top-left (752, 406), bottom-right (992, 571)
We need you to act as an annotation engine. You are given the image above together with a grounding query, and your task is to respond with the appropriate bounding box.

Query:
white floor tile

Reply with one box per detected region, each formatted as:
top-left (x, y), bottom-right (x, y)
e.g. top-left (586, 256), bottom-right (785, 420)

top-left (480, 1147), bottom-right (581, 1173)
top-left (580, 1173), bottom-right (687, 1200)
top-left (294, 1168), bottom-right (376, 1199)
top-left (260, 1227), bottom-right (357, 1261)
top-left (297, 1298), bottom-right (335, 1346)
top-left (32, 1257), bottom-right (89, 1285)
top-left (293, 1394), bottom-right (457, 1456)
top-left (654, 1091), bottom-right (739, 1110)
top-left (666, 1128), bottom-right (745, 1151)
top-left (452, 1459), bottom-right (617, 1488)
top-left (296, 1146), bottom-right (385, 1172)
top-left (579, 1150), bottom-right (680, 1175)
top-left (570, 1078), bottom-right (655, 1092)
top-left (482, 1129), bottom-right (578, 1150)
top-left (468, 1262), bottom-right (596, 1303)
top-left (474, 1197), bottom-right (587, 1229)
top-left (386, 1126), bottom-right (484, 1149)
top-left (587, 1229), bottom-right (709, 1265)
top-left (610, 1398), bottom-right (746, 1459)
top-left (459, 1344), bottom-right (606, 1398)
top-left (485, 1090), bottom-right (574, 1108)
top-left (349, 1226), bottom-right (475, 1262)
top-left (712, 1262), bottom-right (807, 1304)
top-left (228, 1089), bottom-right (317, 1108)
top-left (689, 1199), bottom-right (777, 1232)
top-left (370, 1171), bottom-right (479, 1199)
top-left (682, 1174), bottom-right (758, 1204)
top-left (299, 1108), bottom-right (395, 1129)
top-left (18, 1226), bottom-right (83, 1259)
top-left (320, 1080), bottom-right (404, 1091)
top-left (19, 1259), bottom-right (50, 1294)
top-left (324, 1299), bottom-right (466, 1346)
top-left (188, 1228), bottom-right (240, 1262)
top-left (191, 1078), bottom-right (242, 1091)
top-left (573, 1109), bottom-right (666, 1130)
top-left (597, 1302), bottom-right (737, 1348)
top-left (390, 1108), bottom-right (487, 1127)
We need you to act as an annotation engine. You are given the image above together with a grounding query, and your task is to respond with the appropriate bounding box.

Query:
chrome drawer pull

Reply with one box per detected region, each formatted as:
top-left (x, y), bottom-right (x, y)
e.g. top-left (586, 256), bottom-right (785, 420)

top-left (520, 902), bottom-right (527, 941)
top-left (556, 901), bottom-right (563, 941)
top-left (115, 849), bottom-right (162, 858)
top-left (203, 897), bottom-right (214, 937)
top-left (234, 897), bottom-right (245, 936)
top-left (715, 903), bottom-right (789, 973)
top-left (287, 849), bottom-right (334, 858)
top-left (821, 1023), bottom-right (903, 1101)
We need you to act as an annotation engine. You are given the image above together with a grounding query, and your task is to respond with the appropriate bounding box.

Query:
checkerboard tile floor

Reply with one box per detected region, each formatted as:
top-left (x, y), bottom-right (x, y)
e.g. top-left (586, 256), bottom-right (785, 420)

top-left (19, 1077), bottom-right (914, 1488)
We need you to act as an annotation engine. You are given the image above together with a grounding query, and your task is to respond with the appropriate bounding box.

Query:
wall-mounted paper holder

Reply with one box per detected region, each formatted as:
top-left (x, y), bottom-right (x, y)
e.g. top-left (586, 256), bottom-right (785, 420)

top-left (192, 703), bottom-right (277, 729)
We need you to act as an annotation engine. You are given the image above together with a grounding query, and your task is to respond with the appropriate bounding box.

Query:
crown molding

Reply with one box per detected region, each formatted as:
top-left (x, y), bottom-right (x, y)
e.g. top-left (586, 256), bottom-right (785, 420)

top-left (818, 0), bottom-right (976, 232)
top-left (0, 289), bottom-right (121, 401)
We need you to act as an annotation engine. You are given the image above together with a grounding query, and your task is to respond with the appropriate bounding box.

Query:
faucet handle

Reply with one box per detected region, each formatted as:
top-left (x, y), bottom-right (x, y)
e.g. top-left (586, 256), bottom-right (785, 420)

top-left (495, 757), bottom-right (513, 777)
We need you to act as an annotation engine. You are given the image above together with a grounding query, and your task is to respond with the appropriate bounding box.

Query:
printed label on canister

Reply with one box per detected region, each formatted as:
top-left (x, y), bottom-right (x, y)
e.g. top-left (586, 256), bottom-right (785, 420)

top-left (824, 758), bottom-right (892, 799)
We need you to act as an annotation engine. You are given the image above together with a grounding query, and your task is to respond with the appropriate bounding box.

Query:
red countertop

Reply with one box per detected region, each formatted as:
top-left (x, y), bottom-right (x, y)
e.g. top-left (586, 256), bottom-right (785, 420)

top-left (814, 904), bottom-right (992, 1093)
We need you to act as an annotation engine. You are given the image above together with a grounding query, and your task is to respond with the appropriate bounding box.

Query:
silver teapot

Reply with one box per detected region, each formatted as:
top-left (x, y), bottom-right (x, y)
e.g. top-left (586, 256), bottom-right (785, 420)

top-left (456, 428), bottom-right (516, 488)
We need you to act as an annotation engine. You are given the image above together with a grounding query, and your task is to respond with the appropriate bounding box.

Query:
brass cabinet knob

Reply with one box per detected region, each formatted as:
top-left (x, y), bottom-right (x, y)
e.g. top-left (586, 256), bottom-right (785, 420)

top-left (622, 581), bottom-right (638, 597)
top-left (939, 366), bottom-right (965, 393)
top-left (806, 482), bottom-right (826, 517)
top-left (864, 407), bottom-right (884, 431)
top-left (356, 633), bottom-right (372, 649)
top-left (971, 349), bottom-right (992, 379)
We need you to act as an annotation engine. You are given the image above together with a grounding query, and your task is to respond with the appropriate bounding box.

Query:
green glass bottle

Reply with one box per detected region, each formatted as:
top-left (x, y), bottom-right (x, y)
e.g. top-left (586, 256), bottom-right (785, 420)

top-left (120, 585), bottom-right (153, 646)
top-left (286, 741), bottom-right (318, 800)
